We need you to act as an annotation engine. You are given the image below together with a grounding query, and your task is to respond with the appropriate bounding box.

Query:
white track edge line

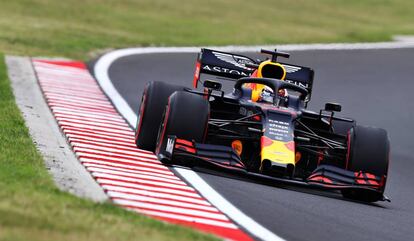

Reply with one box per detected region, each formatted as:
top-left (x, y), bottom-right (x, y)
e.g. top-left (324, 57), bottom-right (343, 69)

top-left (94, 47), bottom-right (292, 241)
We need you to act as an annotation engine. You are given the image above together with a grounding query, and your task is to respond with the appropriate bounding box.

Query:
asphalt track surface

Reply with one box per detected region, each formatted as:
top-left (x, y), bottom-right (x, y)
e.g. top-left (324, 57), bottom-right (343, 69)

top-left (103, 48), bottom-right (414, 241)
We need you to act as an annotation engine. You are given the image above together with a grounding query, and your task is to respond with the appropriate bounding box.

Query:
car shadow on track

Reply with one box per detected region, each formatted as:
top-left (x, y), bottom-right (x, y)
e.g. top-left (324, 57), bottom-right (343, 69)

top-left (172, 165), bottom-right (388, 208)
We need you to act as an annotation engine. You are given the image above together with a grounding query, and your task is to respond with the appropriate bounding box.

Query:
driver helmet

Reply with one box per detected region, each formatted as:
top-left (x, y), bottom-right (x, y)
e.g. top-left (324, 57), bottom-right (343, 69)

top-left (244, 65), bottom-right (287, 103)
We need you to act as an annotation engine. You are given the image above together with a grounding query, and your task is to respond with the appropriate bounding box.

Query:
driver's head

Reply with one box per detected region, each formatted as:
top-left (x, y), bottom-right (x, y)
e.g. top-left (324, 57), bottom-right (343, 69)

top-left (260, 85), bottom-right (274, 103)
top-left (244, 69), bottom-right (286, 103)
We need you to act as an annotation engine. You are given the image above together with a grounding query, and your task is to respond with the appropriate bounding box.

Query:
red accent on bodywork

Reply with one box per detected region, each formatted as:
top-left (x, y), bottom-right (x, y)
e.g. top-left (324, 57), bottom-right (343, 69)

top-left (251, 70), bottom-right (258, 77)
top-left (175, 144), bottom-right (196, 154)
top-left (176, 138), bottom-right (194, 147)
top-left (364, 173), bottom-right (380, 186)
top-left (355, 172), bottom-right (367, 184)
top-left (367, 179), bottom-right (380, 186)
top-left (193, 61), bottom-right (201, 88)
top-left (309, 176), bottom-right (333, 184)
top-left (261, 136), bottom-right (273, 147)
top-left (284, 141), bottom-right (295, 152)
top-left (356, 179), bottom-right (367, 184)
top-left (252, 115), bottom-right (261, 121)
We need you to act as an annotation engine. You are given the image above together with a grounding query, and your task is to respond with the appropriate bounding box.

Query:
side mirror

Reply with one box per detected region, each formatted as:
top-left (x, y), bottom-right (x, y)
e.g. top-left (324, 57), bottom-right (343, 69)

top-left (203, 79), bottom-right (222, 91)
top-left (325, 102), bottom-right (341, 112)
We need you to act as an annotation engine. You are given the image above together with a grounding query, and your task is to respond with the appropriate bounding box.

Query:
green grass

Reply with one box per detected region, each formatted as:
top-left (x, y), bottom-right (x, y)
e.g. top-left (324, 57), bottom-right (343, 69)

top-left (1, 1), bottom-right (413, 240)
top-left (0, 0), bottom-right (414, 59)
top-left (0, 55), bottom-right (218, 241)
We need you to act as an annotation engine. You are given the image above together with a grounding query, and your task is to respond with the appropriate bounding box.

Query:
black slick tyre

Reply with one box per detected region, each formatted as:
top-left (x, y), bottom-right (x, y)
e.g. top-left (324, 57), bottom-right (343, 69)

top-left (155, 91), bottom-right (209, 159)
top-left (135, 81), bottom-right (184, 152)
top-left (342, 125), bottom-right (390, 202)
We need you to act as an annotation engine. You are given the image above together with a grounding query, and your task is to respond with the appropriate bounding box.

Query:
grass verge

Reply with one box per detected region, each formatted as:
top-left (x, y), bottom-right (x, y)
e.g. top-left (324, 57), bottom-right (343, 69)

top-left (1, 1), bottom-right (413, 240)
top-left (0, 0), bottom-right (414, 59)
top-left (0, 55), bottom-right (218, 241)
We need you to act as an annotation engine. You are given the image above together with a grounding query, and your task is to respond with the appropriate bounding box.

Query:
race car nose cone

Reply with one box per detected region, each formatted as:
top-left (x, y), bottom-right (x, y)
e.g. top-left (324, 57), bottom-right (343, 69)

top-left (261, 159), bottom-right (294, 177)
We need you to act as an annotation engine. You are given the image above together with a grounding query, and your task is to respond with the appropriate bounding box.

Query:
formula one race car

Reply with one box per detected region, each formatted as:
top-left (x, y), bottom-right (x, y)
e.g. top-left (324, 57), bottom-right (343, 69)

top-left (134, 48), bottom-right (390, 202)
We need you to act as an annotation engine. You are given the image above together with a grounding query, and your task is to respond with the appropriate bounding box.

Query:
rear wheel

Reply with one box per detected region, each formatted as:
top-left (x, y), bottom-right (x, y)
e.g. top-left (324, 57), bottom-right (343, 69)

top-left (341, 125), bottom-right (390, 202)
top-left (135, 81), bottom-right (184, 152)
top-left (155, 91), bottom-right (209, 159)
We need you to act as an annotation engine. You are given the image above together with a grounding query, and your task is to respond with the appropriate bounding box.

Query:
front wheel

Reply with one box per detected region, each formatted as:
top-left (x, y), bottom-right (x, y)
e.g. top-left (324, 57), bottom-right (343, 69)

top-left (155, 91), bottom-right (209, 161)
top-left (341, 125), bottom-right (390, 202)
top-left (135, 81), bottom-right (184, 152)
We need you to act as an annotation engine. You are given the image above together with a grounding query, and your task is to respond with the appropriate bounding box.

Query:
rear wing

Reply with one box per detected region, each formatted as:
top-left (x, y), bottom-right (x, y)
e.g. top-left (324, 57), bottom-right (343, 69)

top-left (193, 48), bottom-right (315, 101)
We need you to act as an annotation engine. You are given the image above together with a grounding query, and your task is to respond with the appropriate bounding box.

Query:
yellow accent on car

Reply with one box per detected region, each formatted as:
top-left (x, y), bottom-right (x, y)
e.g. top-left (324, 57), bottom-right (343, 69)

top-left (261, 139), bottom-right (295, 169)
top-left (249, 84), bottom-right (263, 102)
top-left (257, 60), bottom-right (287, 80)
top-left (249, 61), bottom-right (287, 102)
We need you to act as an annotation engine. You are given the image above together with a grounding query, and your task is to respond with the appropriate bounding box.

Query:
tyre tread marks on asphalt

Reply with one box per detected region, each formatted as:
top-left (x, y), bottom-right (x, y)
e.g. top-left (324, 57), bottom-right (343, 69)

top-left (32, 59), bottom-right (253, 241)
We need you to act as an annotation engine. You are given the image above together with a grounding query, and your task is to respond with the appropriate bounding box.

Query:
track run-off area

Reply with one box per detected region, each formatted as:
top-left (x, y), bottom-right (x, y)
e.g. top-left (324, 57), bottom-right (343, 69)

top-left (93, 43), bottom-right (414, 241)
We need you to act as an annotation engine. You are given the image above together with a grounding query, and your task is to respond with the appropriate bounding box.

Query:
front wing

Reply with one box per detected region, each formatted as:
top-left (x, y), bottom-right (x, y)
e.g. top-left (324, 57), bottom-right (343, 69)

top-left (159, 136), bottom-right (388, 201)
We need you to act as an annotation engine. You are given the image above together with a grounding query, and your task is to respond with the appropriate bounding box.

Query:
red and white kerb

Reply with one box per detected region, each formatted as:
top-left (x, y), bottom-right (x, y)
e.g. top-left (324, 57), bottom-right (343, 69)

top-left (32, 59), bottom-right (253, 241)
